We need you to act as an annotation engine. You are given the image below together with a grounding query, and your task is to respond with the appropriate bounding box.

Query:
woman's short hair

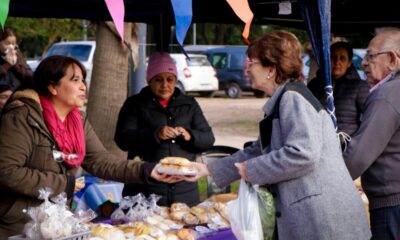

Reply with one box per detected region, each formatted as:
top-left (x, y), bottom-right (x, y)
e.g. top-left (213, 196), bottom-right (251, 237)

top-left (247, 30), bottom-right (304, 84)
top-left (33, 55), bottom-right (86, 96)
top-left (331, 41), bottom-right (353, 60)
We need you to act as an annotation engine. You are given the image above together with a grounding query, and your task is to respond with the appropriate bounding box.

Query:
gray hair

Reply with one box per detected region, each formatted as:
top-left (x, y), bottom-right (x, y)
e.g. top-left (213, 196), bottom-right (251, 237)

top-left (375, 27), bottom-right (400, 57)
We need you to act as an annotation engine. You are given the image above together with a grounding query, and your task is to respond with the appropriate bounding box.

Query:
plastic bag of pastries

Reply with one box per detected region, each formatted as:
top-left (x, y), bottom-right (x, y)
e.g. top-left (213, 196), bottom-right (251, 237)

top-left (91, 223), bottom-right (125, 240)
top-left (190, 206), bottom-right (208, 224)
top-left (183, 213), bottom-right (199, 225)
top-left (176, 228), bottom-right (197, 240)
top-left (170, 203), bottom-right (190, 222)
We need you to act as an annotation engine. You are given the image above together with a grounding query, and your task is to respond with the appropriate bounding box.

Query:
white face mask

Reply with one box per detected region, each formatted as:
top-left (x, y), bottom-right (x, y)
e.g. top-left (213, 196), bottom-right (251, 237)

top-left (1, 44), bottom-right (17, 65)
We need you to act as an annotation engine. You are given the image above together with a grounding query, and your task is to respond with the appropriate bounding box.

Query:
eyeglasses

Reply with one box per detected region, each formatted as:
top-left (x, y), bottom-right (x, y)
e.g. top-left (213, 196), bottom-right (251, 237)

top-left (363, 51), bottom-right (390, 62)
top-left (52, 149), bottom-right (79, 162)
top-left (248, 59), bottom-right (261, 66)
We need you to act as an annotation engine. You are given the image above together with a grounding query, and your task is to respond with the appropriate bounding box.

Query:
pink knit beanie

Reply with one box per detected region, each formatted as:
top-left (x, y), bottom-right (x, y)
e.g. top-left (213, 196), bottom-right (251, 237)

top-left (146, 52), bottom-right (177, 82)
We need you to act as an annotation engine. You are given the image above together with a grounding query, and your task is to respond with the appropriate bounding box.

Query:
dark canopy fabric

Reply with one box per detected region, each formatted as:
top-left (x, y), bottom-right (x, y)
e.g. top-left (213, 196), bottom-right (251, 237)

top-left (299, 0), bottom-right (336, 128)
top-left (8, 0), bottom-right (400, 36)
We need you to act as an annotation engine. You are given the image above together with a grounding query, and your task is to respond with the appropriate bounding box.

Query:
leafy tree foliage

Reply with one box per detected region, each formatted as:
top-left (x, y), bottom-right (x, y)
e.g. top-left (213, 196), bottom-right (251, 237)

top-left (7, 17), bottom-right (95, 58)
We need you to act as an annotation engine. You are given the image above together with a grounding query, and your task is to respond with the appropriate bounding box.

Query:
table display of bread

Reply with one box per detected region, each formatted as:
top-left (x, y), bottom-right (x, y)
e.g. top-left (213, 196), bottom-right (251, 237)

top-left (89, 200), bottom-right (231, 240)
top-left (13, 180), bottom-right (236, 239)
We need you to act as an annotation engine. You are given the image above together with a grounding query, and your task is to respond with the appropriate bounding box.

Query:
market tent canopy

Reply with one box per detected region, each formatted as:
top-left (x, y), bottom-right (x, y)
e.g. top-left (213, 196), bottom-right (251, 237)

top-left (8, 0), bottom-right (400, 36)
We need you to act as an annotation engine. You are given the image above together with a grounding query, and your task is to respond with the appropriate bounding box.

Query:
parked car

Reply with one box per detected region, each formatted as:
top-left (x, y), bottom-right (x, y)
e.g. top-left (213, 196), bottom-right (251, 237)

top-left (28, 41), bottom-right (96, 90)
top-left (302, 48), bottom-right (366, 80)
top-left (202, 46), bottom-right (264, 98)
top-left (170, 53), bottom-right (219, 97)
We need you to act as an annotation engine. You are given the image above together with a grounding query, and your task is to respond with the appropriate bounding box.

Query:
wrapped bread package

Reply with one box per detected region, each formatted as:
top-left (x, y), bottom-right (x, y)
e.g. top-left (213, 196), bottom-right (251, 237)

top-left (91, 223), bottom-right (125, 240)
top-left (157, 157), bottom-right (197, 176)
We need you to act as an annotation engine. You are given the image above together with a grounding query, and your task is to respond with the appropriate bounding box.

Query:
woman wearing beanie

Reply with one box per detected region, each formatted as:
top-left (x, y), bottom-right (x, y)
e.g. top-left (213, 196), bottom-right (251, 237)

top-left (114, 52), bottom-right (215, 207)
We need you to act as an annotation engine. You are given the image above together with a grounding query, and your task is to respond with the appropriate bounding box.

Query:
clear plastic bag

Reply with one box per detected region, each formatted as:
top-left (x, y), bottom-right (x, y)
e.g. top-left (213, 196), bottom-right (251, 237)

top-left (255, 185), bottom-right (276, 240)
top-left (227, 179), bottom-right (263, 240)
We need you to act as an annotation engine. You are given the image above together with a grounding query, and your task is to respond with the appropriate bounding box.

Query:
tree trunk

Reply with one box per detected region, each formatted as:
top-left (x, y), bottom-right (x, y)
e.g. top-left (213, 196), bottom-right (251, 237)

top-left (86, 21), bottom-right (135, 159)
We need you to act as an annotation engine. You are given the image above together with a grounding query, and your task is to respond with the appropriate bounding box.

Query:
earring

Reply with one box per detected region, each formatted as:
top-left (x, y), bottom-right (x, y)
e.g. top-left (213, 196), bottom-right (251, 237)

top-left (267, 75), bottom-right (271, 79)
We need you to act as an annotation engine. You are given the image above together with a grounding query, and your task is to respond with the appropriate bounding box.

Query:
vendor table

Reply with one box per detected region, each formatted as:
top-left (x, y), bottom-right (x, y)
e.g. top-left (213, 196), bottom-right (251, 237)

top-left (200, 228), bottom-right (236, 240)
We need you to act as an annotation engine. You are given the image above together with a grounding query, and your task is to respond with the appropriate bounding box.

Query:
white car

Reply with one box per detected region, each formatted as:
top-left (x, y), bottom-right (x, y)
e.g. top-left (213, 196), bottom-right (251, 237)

top-left (170, 53), bottom-right (219, 97)
top-left (302, 49), bottom-right (366, 80)
top-left (29, 41), bottom-right (96, 90)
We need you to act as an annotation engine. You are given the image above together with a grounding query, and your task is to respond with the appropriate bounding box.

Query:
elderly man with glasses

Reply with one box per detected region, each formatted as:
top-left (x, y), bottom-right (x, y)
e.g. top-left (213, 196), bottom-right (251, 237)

top-left (343, 27), bottom-right (400, 240)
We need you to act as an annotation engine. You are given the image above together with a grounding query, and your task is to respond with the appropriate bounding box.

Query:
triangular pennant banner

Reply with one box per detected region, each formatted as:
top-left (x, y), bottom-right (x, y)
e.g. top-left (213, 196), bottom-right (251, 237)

top-left (171, 0), bottom-right (192, 56)
top-left (226, 0), bottom-right (254, 45)
top-left (0, 0), bottom-right (10, 29)
top-left (104, 0), bottom-right (125, 41)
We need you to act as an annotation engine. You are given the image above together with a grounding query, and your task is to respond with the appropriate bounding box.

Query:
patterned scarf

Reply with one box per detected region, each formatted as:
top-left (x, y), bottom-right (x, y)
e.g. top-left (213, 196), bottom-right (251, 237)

top-left (39, 96), bottom-right (85, 168)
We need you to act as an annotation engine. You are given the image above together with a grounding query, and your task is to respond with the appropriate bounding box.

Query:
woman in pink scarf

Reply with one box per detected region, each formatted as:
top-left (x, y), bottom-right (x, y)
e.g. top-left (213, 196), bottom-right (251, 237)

top-left (0, 55), bottom-right (175, 238)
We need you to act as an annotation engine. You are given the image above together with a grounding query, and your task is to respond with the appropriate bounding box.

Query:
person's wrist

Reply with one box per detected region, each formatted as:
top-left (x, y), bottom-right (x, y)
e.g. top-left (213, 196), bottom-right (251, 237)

top-left (202, 164), bottom-right (211, 177)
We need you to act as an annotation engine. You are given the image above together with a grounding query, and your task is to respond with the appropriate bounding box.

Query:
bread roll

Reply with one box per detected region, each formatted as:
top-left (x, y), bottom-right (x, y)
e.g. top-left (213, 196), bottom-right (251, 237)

top-left (157, 157), bottom-right (196, 176)
top-left (170, 211), bottom-right (186, 221)
top-left (176, 229), bottom-right (195, 240)
top-left (91, 223), bottom-right (125, 240)
top-left (183, 213), bottom-right (199, 225)
top-left (166, 232), bottom-right (180, 240)
top-left (170, 203), bottom-right (189, 212)
top-left (160, 157), bottom-right (191, 166)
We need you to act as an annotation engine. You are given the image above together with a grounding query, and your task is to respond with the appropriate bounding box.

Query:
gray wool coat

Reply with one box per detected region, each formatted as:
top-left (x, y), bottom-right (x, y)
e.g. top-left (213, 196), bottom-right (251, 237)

top-left (208, 82), bottom-right (371, 240)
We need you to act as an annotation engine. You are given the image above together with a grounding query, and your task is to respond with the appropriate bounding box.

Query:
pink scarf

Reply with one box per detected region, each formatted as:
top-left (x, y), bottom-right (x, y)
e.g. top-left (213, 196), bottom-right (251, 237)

top-left (39, 96), bottom-right (85, 168)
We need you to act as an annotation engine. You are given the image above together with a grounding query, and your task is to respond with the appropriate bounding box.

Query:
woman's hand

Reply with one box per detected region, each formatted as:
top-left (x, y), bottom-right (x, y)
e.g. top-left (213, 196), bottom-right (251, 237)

top-left (151, 165), bottom-right (185, 183)
top-left (235, 162), bottom-right (249, 182)
top-left (175, 126), bottom-right (191, 141)
top-left (182, 162), bottom-right (211, 182)
top-left (158, 126), bottom-right (180, 140)
top-left (74, 177), bottom-right (85, 193)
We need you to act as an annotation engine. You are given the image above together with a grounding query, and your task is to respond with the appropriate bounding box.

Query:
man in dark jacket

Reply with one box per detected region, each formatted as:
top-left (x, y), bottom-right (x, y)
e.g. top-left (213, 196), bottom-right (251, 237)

top-left (114, 52), bottom-right (215, 206)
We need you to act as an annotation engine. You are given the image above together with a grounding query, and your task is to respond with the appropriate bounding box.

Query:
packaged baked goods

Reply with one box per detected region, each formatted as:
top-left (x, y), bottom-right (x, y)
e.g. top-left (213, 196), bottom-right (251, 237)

top-left (170, 210), bottom-right (186, 222)
top-left (166, 232), bottom-right (180, 240)
top-left (157, 206), bottom-right (171, 219)
top-left (183, 213), bottom-right (199, 225)
top-left (91, 223), bottom-right (126, 240)
top-left (170, 203), bottom-right (190, 222)
top-left (23, 188), bottom-right (94, 239)
top-left (157, 157), bottom-right (197, 176)
top-left (170, 203), bottom-right (189, 212)
top-left (176, 228), bottom-right (196, 240)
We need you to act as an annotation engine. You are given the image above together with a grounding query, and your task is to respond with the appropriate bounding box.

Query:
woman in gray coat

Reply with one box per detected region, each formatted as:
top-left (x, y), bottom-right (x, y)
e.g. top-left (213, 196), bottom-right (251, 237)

top-left (187, 31), bottom-right (371, 240)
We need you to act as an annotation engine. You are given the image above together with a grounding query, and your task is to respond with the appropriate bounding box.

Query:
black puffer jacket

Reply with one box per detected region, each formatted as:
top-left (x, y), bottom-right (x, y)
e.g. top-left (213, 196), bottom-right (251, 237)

top-left (308, 69), bottom-right (370, 136)
top-left (114, 86), bottom-right (215, 206)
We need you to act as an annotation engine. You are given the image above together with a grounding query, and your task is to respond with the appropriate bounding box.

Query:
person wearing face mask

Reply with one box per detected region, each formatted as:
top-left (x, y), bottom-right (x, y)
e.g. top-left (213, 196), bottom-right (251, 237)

top-left (308, 41), bottom-right (370, 137)
top-left (0, 27), bottom-right (33, 93)
top-left (114, 52), bottom-right (215, 207)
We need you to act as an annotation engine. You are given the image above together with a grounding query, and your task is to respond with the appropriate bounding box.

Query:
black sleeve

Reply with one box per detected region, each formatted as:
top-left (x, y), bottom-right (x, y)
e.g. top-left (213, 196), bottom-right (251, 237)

top-left (65, 174), bottom-right (76, 199)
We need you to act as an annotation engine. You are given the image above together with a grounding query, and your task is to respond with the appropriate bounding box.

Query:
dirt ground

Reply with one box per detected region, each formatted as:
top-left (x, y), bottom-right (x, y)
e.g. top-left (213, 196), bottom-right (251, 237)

top-left (195, 94), bottom-right (266, 149)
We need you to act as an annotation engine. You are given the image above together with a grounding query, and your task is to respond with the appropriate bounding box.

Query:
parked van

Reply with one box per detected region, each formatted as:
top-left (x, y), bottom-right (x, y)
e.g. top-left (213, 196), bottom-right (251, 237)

top-left (202, 46), bottom-right (264, 98)
top-left (170, 53), bottom-right (219, 97)
top-left (29, 41), bottom-right (96, 90)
